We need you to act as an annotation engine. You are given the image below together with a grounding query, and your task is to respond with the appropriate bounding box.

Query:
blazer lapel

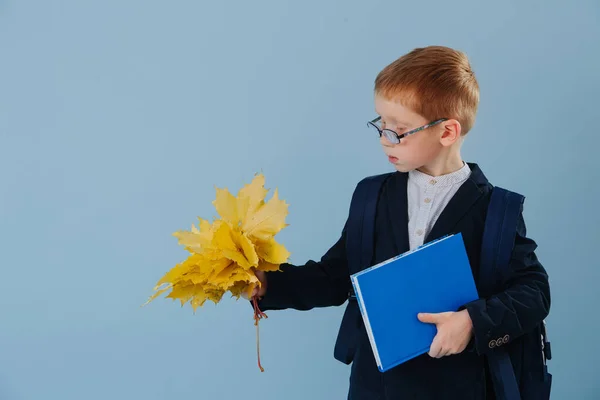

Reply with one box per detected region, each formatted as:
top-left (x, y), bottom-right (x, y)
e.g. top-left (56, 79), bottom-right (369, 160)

top-left (385, 172), bottom-right (410, 255)
top-left (425, 163), bottom-right (489, 242)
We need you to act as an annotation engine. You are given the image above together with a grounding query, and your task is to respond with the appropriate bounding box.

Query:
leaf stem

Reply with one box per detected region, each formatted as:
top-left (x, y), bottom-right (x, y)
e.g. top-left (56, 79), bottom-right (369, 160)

top-left (252, 295), bottom-right (268, 372)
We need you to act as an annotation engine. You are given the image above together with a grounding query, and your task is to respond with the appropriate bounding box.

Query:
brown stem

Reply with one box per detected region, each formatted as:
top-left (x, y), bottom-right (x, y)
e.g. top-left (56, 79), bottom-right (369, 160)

top-left (252, 295), bottom-right (268, 372)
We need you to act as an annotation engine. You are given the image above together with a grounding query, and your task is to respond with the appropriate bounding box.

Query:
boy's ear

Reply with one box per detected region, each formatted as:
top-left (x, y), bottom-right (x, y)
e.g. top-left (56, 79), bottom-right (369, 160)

top-left (440, 119), bottom-right (462, 146)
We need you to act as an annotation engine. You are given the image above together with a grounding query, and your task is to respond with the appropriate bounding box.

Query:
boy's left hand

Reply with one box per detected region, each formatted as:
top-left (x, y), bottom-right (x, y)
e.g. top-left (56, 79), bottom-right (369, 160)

top-left (417, 309), bottom-right (473, 358)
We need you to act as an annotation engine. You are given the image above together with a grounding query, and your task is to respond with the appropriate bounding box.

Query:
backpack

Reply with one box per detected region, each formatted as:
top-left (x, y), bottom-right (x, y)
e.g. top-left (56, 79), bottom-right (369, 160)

top-left (342, 173), bottom-right (552, 400)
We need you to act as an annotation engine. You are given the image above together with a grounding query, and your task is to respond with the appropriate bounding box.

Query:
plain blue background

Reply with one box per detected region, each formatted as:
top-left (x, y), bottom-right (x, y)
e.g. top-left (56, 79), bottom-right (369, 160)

top-left (1, 1), bottom-right (598, 399)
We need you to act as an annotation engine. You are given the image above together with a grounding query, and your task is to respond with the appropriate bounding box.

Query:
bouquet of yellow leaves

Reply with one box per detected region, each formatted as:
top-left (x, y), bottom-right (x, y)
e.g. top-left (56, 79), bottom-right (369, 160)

top-left (145, 173), bottom-right (290, 371)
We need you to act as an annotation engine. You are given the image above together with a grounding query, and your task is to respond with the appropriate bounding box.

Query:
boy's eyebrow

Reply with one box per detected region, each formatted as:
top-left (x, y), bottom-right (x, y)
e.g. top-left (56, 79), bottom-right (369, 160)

top-left (375, 113), bottom-right (410, 127)
top-left (374, 110), bottom-right (392, 123)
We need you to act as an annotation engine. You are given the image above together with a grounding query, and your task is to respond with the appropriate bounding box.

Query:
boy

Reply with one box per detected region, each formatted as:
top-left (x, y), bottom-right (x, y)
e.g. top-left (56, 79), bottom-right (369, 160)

top-left (246, 46), bottom-right (550, 399)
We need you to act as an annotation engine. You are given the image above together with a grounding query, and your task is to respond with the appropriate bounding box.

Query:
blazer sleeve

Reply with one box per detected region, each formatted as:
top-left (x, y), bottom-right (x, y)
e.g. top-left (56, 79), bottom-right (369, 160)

top-left (255, 221), bottom-right (350, 312)
top-left (463, 212), bottom-right (551, 355)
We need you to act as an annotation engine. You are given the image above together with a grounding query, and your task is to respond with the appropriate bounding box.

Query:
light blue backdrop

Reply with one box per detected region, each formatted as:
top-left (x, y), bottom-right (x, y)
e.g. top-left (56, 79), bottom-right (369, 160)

top-left (1, 1), bottom-right (598, 399)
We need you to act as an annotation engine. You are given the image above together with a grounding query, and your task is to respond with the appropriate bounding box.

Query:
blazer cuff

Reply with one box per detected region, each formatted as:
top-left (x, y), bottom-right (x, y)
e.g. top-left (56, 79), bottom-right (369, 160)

top-left (463, 298), bottom-right (514, 355)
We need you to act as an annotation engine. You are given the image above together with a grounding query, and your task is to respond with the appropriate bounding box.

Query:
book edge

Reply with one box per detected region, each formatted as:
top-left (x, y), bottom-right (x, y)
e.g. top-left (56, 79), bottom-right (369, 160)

top-left (351, 233), bottom-right (457, 279)
top-left (351, 275), bottom-right (382, 369)
top-left (378, 345), bottom-right (431, 372)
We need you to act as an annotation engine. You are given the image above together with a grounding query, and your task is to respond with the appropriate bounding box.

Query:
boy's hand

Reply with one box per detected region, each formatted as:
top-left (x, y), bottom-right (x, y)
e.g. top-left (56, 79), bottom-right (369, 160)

top-left (241, 270), bottom-right (267, 300)
top-left (417, 309), bottom-right (473, 358)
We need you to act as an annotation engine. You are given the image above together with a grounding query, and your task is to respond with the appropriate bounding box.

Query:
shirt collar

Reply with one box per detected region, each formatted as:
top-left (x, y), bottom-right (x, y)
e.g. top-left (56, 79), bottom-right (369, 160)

top-left (408, 162), bottom-right (472, 188)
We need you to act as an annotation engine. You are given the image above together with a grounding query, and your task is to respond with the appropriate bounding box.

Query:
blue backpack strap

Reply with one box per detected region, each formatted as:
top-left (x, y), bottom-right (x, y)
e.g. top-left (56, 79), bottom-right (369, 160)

top-left (346, 173), bottom-right (391, 274)
top-left (480, 187), bottom-right (525, 290)
top-left (333, 172), bottom-right (390, 364)
top-left (480, 186), bottom-right (525, 400)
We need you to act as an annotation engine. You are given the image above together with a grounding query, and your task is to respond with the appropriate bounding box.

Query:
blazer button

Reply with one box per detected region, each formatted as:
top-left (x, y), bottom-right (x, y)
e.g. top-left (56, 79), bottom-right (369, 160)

top-left (503, 334), bottom-right (510, 344)
top-left (495, 338), bottom-right (504, 347)
top-left (488, 340), bottom-right (496, 349)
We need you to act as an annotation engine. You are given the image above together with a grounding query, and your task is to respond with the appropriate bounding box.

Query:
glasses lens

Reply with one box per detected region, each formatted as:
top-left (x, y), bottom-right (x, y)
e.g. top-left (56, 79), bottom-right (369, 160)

top-left (368, 122), bottom-right (382, 137)
top-left (383, 130), bottom-right (399, 144)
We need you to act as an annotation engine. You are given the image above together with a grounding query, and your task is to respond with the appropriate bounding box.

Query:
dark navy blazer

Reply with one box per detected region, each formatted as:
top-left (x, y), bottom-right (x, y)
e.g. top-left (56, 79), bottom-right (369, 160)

top-left (257, 163), bottom-right (551, 399)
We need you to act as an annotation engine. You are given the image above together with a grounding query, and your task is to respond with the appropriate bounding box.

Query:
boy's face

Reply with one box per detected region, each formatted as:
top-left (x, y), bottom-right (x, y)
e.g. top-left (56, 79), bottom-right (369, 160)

top-left (374, 94), bottom-right (448, 173)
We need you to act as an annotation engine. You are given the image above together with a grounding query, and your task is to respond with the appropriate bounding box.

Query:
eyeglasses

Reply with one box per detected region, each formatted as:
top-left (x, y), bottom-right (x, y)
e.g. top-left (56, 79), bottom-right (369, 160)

top-left (367, 116), bottom-right (448, 144)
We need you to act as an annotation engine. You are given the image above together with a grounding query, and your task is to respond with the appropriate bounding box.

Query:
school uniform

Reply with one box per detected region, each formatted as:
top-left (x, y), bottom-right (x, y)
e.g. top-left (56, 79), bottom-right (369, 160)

top-left (257, 162), bottom-right (550, 399)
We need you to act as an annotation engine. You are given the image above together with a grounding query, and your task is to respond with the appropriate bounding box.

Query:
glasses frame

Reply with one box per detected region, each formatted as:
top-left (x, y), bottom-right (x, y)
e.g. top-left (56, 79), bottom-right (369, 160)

top-left (368, 116), bottom-right (448, 144)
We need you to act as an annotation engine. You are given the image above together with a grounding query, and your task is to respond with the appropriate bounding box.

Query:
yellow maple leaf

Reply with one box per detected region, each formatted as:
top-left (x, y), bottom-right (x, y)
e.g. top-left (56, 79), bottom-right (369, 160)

top-left (257, 260), bottom-right (282, 272)
top-left (243, 189), bottom-right (289, 241)
top-left (238, 173), bottom-right (268, 218)
top-left (212, 222), bottom-right (259, 269)
top-left (204, 287), bottom-right (226, 304)
top-left (229, 280), bottom-right (255, 299)
top-left (255, 237), bottom-right (290, 265)
top-left (173, 218), bottom-right (214, 254)
top-left (213, 187), bottom-right (244, 226)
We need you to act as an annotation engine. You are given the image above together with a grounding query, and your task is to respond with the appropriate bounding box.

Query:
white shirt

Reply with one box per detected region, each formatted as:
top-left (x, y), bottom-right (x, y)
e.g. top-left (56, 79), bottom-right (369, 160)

top-left (407, 163), bottom-right (472, 250)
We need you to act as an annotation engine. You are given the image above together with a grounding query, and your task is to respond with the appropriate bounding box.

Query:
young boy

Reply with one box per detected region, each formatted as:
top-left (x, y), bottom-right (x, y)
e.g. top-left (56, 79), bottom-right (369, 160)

top-left (247, 45), bottom-right (550, 399)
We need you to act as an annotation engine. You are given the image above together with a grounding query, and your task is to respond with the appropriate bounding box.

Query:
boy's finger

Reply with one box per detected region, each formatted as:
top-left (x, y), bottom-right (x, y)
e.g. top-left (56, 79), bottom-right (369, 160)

top-left (439, 348), bottom-right (451, 358)
top-left (417, 312), bottom-right (440, 324)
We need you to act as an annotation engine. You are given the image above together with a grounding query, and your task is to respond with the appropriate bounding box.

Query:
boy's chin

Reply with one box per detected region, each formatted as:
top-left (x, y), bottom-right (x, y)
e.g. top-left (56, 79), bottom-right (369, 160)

top-left (392, 163), bottom-right (415, 173)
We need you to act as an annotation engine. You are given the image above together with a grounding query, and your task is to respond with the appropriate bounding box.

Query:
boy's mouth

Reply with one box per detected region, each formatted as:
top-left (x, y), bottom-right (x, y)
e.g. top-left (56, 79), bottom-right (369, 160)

top-left (388, 155), bottom-right (399, 164)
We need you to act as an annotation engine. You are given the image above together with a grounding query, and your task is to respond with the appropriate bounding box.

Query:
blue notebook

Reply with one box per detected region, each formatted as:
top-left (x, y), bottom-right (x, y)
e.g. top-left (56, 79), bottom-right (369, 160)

top-left (350, 233), bottom-right (479, 372)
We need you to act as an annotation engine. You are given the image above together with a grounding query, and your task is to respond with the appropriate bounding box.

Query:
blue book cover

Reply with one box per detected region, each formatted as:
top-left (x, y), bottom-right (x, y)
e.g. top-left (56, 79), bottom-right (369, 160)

top-left (350, 233), bottom-right (479, 372)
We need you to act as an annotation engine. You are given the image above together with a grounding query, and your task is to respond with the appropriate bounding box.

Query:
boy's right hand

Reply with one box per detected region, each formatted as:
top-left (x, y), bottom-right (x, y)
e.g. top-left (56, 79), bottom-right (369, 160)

top-left (242, 270), bottom-right (267, 299)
